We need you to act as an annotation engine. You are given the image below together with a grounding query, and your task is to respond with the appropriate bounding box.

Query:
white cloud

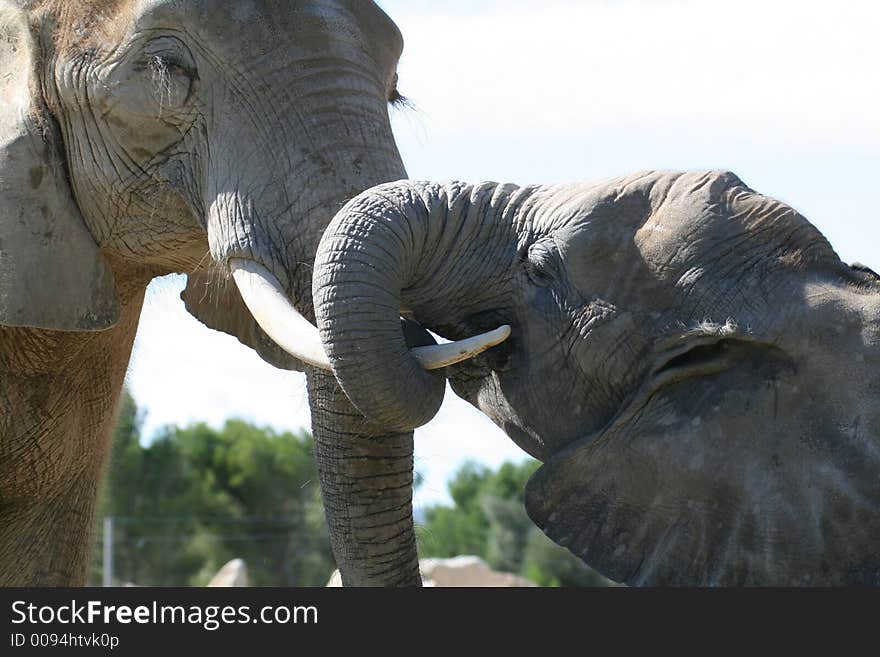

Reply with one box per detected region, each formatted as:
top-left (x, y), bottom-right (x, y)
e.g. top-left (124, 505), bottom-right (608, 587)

top-left (386, 0), bottom-right (879, 148)
top-left (382, 0), bottom-right (879, 265)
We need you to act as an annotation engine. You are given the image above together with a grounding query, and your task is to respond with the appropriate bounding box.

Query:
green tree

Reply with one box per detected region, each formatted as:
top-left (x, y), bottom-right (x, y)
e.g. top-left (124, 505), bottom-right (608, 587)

top-left (90, 391), bottom-right (334, 586)
top-left (92, 392), bottom-right (611, 587)
top-left (418, 459), bottom-right (613, 587)
top-left (521, 530), bottom-right (612, 587)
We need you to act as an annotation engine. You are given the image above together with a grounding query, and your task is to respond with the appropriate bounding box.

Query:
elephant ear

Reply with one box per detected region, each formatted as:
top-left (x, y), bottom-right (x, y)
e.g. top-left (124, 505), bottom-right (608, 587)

top-left (0, 3), bottom-right (119, 331)
top-left (181, 270), bottom-right (305, 372)
top-left (524, 337), bottom-right (880, 586)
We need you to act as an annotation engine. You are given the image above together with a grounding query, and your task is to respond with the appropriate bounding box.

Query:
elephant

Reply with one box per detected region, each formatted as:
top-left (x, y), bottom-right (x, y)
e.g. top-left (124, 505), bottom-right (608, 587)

top-left (306, 171), bottom-right (880, 585)
top-left (0, 0), bottom-right (475, 586)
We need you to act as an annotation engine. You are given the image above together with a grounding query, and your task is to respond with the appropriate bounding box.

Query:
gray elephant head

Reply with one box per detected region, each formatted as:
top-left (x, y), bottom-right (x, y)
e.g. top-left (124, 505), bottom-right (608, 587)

top-left (0, 0), bottom-right (413, 585)
top-left (0, 0), bottom-right (405, 334)
top-left (311, 171), bottom-right (880, 585)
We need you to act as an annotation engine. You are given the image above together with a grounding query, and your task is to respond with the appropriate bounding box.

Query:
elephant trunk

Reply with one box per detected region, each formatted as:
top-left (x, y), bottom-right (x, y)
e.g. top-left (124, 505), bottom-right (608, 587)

top-left (312, 180), bottom-right (521, 432)
top-left (199, 84), bottom-right (432, 584)
top-left (307, 368), bottom-right (421, 586)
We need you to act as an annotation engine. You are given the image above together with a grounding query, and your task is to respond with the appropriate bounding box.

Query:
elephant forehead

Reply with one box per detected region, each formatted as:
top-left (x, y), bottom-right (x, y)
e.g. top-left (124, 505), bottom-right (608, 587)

top-left (132, 0), bottom-right (399, 52)
top-left (34, 0), bottom-right (133, 49)
top-left (135, 0), bottom-right (345, 29)
top-left (547, 171), bottom-right (690, 307)
top-left (46, 0), bottom-right (400, 64)
top-left (634, 172), bottom-right (837, 281)
top-left (546, 169), bottom-right (848, 344)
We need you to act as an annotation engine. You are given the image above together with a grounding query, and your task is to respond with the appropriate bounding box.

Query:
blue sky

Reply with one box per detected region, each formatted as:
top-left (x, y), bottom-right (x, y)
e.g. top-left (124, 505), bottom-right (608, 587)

top-left (127, 0), bottom-right (879, 508)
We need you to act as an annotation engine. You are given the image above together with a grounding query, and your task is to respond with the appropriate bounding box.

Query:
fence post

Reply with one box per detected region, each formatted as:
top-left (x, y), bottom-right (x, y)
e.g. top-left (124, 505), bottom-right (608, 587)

top-left (103, 516), bottom-right (114, 587)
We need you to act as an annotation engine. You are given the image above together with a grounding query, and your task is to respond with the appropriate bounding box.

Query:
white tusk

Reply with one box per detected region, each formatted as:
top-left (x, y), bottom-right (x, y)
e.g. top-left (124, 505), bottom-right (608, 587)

top-left (413, 325), bottom-right (512, 370)
top-left (229, 258), bottom-right (333, 371)
top-left (230, 258), bottom-right (510, 373)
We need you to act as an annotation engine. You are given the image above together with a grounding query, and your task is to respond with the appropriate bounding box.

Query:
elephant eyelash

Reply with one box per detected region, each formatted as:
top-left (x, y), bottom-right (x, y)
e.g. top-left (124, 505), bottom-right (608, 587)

top-left (388, 71), bottom-right (407, 108)
top-left (149, 56), bottom-right (171, 85)
top-left (847, 263), bottom-right (880, 290)
top-left (388, 88), bottom-right (412, 109)
top-left (145, 54), bottom-right (197, 110)
top-left (148, 55), bottom-right (196, 82)
top-left (851, 263), bottom-right (880, 281)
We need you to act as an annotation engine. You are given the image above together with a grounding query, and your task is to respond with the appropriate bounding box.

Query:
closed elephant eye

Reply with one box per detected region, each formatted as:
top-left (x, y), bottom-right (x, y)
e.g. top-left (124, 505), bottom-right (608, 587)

top-left (524, 237), bottom-right (561, 286)
top-left (137, 37), bottom-right (198, 110)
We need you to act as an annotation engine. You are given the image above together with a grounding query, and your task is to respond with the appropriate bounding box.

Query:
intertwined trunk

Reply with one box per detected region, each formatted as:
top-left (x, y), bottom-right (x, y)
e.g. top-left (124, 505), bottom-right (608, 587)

top-left (307, 367), bottom-right (421, 586)
top-left (199, 71), bottom-right (416, 586)
top-left (305, 182), bottom-right (527, 585)
top-left (312, 181), bottom-right (521, 431)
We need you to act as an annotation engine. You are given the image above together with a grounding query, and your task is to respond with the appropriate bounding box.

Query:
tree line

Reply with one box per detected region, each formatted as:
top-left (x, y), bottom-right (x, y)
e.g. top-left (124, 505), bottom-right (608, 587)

top-left (89, 390), bottom-right (610, 587)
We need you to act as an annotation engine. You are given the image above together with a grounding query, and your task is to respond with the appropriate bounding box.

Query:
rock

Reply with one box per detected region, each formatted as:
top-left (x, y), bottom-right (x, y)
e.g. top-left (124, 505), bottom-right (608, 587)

top-left (208, 558), bottom-right (249, 587)
top-left (326, 556), bottom-right (536, 587)
top-left (420, 556), bottom-right (536, 587)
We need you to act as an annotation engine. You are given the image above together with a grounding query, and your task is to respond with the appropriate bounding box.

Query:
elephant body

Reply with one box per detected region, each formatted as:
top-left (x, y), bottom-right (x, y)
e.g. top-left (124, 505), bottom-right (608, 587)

top-left (312, 170), bottom-right (880, 585)
top-left (1, 0), bottom-right (420, 586)
top-left (0, 273), bottom-right (149, 584)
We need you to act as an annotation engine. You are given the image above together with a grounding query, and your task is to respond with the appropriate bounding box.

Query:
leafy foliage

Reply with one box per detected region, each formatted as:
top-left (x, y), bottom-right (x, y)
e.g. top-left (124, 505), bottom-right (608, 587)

top-left (417, 460), bottom-right (614, 587)
top-left (89, 390), bottom-right (334, 586)
top-left (91, 391), bottom-right (611, 587)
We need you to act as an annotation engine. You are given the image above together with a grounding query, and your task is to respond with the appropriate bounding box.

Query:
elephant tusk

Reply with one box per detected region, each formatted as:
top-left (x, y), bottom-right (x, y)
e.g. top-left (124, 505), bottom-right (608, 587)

top-left (229, 258), bottom-right (333, 371)
top-left (414, 325), bottom-right (512, 370)
top-left (231, 258), bottom-right (510, 373)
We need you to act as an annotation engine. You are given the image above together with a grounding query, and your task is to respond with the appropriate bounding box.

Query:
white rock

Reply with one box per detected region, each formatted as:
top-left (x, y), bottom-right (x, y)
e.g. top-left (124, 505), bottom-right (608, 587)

top-left (208, 558), bottom-right (249, 587)
top-left (326, 556), bottom-right (536, 587)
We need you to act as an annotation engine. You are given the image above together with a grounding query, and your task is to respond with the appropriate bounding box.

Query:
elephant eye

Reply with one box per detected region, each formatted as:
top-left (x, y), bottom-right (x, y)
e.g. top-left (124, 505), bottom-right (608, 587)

top-left (137, 37), bottom-right (198, 109)
top-left (524, 238), bottom-right (561, 286)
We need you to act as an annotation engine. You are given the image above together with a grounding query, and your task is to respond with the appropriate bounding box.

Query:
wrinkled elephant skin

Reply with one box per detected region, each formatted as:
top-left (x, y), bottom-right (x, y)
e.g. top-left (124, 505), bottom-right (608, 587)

top-left (313, 171), bottom-right (880, 586)
top-left (0, 0), bottom-right (415, 586)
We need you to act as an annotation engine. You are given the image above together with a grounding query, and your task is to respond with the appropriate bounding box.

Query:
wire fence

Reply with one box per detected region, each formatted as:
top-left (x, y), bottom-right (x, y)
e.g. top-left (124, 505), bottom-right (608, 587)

top-left (95, 514), bottom-right (334, 587)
